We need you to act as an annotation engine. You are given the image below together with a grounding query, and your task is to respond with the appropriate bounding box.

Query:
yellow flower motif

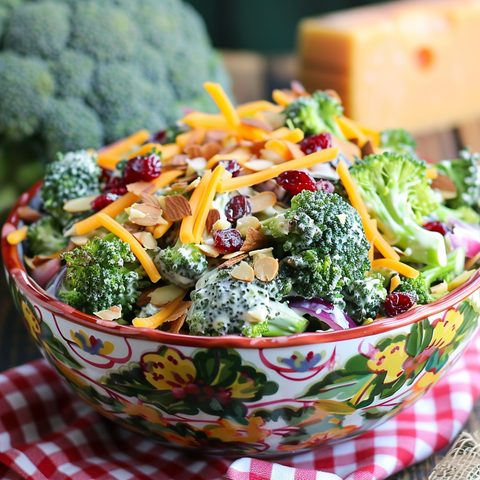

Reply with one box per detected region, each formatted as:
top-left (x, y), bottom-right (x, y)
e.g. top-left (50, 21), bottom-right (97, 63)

top-left (300, 400), bottom-right (356, 427)
top-left (367, 341), bottom-right (409, 383)
top-left (143, 349), bottom-right (196, 390)
top-left (278, 425), bottom-right (358, 452)
top-left (53, 359), bottom-right (88, 388)
top-left (120, 399), bottom-right (166, 426)
top-left (205, 416), bottom-right (270, 443)
top-left (224, 373), bottom-right (258, 400)
top-left (70, 330), bottom-right (114, 355)
top-left (429, 309), bottom-right (464, 349)
top-left (413, 370), bottom-right (443, 392)
top-left (22, 301), bottom-right (40, 340)
top-left (161, 432), bottom-right (201, 448)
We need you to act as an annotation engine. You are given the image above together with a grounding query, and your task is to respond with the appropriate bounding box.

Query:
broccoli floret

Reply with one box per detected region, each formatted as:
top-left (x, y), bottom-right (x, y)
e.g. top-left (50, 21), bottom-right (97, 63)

top-left (40, 150), bottom-right (101, 226)
top-left (0, 52), bottom-right (54, 140)
top-left (186, 268), bottom-right (307, 337)
top-left (283, 90), bottom-right (346, 139)
top-left (52, 50), bottom-right (95, 99)
top-left (380, 129), bottom-right (418, 157)
top-left (395, 248), bottom-right (466, 304)
top-left (342, 272), bottom-right (388, 323)
top-left (155, 241), bottom-right (208, 288)
top-left (435, 148), bottom-right (480, 210)
top-left (59, 236), bottom-right (146, 317)
top-left (350, 153), bottom-right (446, 266)
top-left (433, 204), bottom-right (480, 226)
top-left (27, 216), bottom-right (69, 256)
top-left (281, 251), bottom-right (345, 306)
top-left (262, 190), bottom-right (371, 280)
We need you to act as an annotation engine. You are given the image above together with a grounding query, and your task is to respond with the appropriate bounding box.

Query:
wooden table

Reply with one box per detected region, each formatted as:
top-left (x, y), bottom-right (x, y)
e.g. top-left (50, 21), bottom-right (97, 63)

top-left (2, 51), bottom-right (480, 479)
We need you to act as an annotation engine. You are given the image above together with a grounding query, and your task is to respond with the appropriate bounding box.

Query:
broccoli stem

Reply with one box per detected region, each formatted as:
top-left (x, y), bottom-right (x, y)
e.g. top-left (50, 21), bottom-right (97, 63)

top-left (263, 301), bottom-right (309, 337)
top-left (421, 248), bottom-right (465, 287)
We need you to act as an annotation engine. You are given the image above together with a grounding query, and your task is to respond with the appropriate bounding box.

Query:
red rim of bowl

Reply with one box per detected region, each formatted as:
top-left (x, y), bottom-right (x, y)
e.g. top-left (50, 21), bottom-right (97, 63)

top-left (3, 181), bottom-right (480, 349)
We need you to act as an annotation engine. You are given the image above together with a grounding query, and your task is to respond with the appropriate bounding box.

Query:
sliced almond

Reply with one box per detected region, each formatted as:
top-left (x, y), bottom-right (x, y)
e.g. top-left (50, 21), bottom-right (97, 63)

top-left (204, 129), bottom-right (228, 144)
top-left (133, 231), bottom-right (157, 250)
top-left (163, 154), bottom-right (189, 169)
top-left (218, 253), bottom-right (249, 269)
top-left (249, 191), bottom-right (277, 213)
top-left (231, 261), bottom-right (255, 282)
top-left (325, 89), bottom-right (342, 104)
top-left (291, 80), bottom-right (307, 95)
top-left (93, 305), bottom-right (122, 321)
top-left (63, 195), bottom-right (97, 213)
top-left (149, 285), bottom-right (185, 307)
top-left (206, 209), bottom-right (221, 233)
top-left (129, 203), bottom-right (163, 226)
top-left (250, 141), bottom-right (267, 156)
top-left (201, 142), bottom-right (222, 160)
top-left (237, 216), bottom-right (261, 237)
top-left (196, 244), bottom-right (221, 258)
top-left (185, 177), bottom-right (201, 193)
top-left (431, 174), bottom-right (457, 200)
top-left (361, 140), bottom-right (375, 158)
top-left (185, 144), bottom-right (202, 159)
top-left (243, 159), bottom-right (274, 171)
top-left (140, 193), bottom-right (161, 208)
top-left (254, 256), bottom-right (279, 282)
top-left (24, 256), bottom-right (35, 270)
top-left (163, 195), bottom-right (192, 222)
top-left (70, 235), bottom-right (90, 247)
top-left (241, 227), bottom-right (269, 252)
top-left (17, 206), bottom-right (42, 223)
top-left (163, 301), bottom-right (193, 324)
top-left (212, 219), bottom-right (231, 230)
top-left (127, 181), bottom-right (153, 196)
top-left (186, 157), bottom-right (208, 176)
top-left (241, 117), bottom-right (274, 132)
top-left (136, 286), bottom-right (158, 307)
top-left (259, 149), bottom-right (285, 164)
top-left (222, 251), bottom-right (247, 260)
top-left (167, 312), bottom-right (188, 334)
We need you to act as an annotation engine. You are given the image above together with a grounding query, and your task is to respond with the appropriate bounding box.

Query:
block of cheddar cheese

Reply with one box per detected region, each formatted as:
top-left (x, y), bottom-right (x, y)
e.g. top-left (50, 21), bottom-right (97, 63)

top-left (299, 0), bottom-right (480, 133)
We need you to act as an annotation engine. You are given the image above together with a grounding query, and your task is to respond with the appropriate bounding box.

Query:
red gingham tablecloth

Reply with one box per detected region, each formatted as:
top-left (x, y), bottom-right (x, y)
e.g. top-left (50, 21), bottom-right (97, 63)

top-left (1, 332), bottom-right (480, 480)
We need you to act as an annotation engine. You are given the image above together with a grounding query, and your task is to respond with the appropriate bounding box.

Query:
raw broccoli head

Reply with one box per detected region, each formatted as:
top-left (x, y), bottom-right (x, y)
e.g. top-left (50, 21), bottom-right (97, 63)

top-left (263, 190), bottom-right (371, 281)
top-left (342, 272), bottom-right (388, 323)
top-left (394, 275), bottom-right (431, 305)
top-left (380, 129), bottom-right (418, 157)
top-left (435, 148), bottom-right (480, 211)
top-left (40, 150), bottom-right (101, 226)
top-left (0, 0), bottom-right (231, 169)
top-left (350, 152), bottom-right (446, 266)
top-left (155, 242), bottom-right (208, 288)
top-left (283, 91), bottom-right (346, 139)
top-left (59, 236), bottom-right (146, 317)
top-left (27, 216), bottom-right (69, 257)
top-left (186, 268), bottom-right (307, 337)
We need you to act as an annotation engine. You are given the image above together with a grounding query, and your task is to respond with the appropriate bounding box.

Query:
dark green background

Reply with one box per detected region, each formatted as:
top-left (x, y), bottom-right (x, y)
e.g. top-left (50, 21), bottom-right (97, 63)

top-left (186, 0), bottom-right (390, 53)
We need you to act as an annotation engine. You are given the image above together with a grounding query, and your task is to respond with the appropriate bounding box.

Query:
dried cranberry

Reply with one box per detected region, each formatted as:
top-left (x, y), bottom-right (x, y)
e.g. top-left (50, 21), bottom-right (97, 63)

top-left (217, 159), bottom-right (241, 177)
top-left (213, 228), bottom-right (244, 254)
top-left (102, 169), bottom-right (127, 193)
top-left (151, 129), bottom-right (167, 144)
top-left (277, 170), bottom-right (318, 196)
top-left (384, 291), bottom-right (418, 317)
top-left (299, 132), bottom-right (332, 155)
top-left (108, 184), bottom-right (128, 196)
top-left (224, 195), bottom-right (251, 223)
top-left (316, 179), bottom-right (335, 194)
top-left (123, 154), bottom-right (161, 184)
top-left (423, 221), bottom-right (452, 236)
top-left (91, 193), bottom-right (121, 211)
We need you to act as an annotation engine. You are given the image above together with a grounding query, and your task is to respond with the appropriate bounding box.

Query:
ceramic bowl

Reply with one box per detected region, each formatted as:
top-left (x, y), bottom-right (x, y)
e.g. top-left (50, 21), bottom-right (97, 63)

top-left (3, 182), bottom-right (480, 458)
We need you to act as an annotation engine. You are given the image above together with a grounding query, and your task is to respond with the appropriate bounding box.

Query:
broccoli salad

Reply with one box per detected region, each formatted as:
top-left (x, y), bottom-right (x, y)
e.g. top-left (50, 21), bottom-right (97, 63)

top-left (8, 82), bottom-right (480, 337)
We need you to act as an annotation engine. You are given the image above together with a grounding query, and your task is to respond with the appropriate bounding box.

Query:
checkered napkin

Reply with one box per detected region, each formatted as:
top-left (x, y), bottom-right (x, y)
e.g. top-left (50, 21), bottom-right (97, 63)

top-left (1, 333), bottom-right (480, 480)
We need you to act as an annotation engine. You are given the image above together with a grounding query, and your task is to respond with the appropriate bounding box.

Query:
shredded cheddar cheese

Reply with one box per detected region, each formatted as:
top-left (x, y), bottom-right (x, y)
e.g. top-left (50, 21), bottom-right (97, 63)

top-left (264, 139), bottom-right (289, 160)
top-left (426, 168), bottom-right (438, 180)
top-left (218, 147), bottom-right (339, 193)
top-left (133, 290), bottom-right (187, 328)
top-left (271, 127), bottom-right (292, 138)
top-left (97, 129), bottom-right (150, 164)
top-left (272, 89), bottom-right (294, 106)
top-left (97, 213), bottom-right (160, 283)
top-left (72, 170), bottom-right (183, 236)
top-left (204, 82), bottom-right (240, 127)
top-left (180, 171), bottom-right (212, 244)
top-left (205, 153), bottom-right (251, 170)
top-left (336, 160), bottom-right (400, 262)
top-left (153, 221), bottom-right (173, 239)
top-left (192, 164), bottom-right (226, 243)
top-left (336, 116), bottom-right (368, 147)
top-left (181, 112), bottom-right (231, 130)
top-left (6, 225), bottom-right (28, 245)
top-left (390, 275), bottom-right (401, 292)
top-left (371, 259), bottom-right (419, 279)
top-left (236, 100), bottom-right (283, 117)
top-left (282, 128), bottom-right (305, 143)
